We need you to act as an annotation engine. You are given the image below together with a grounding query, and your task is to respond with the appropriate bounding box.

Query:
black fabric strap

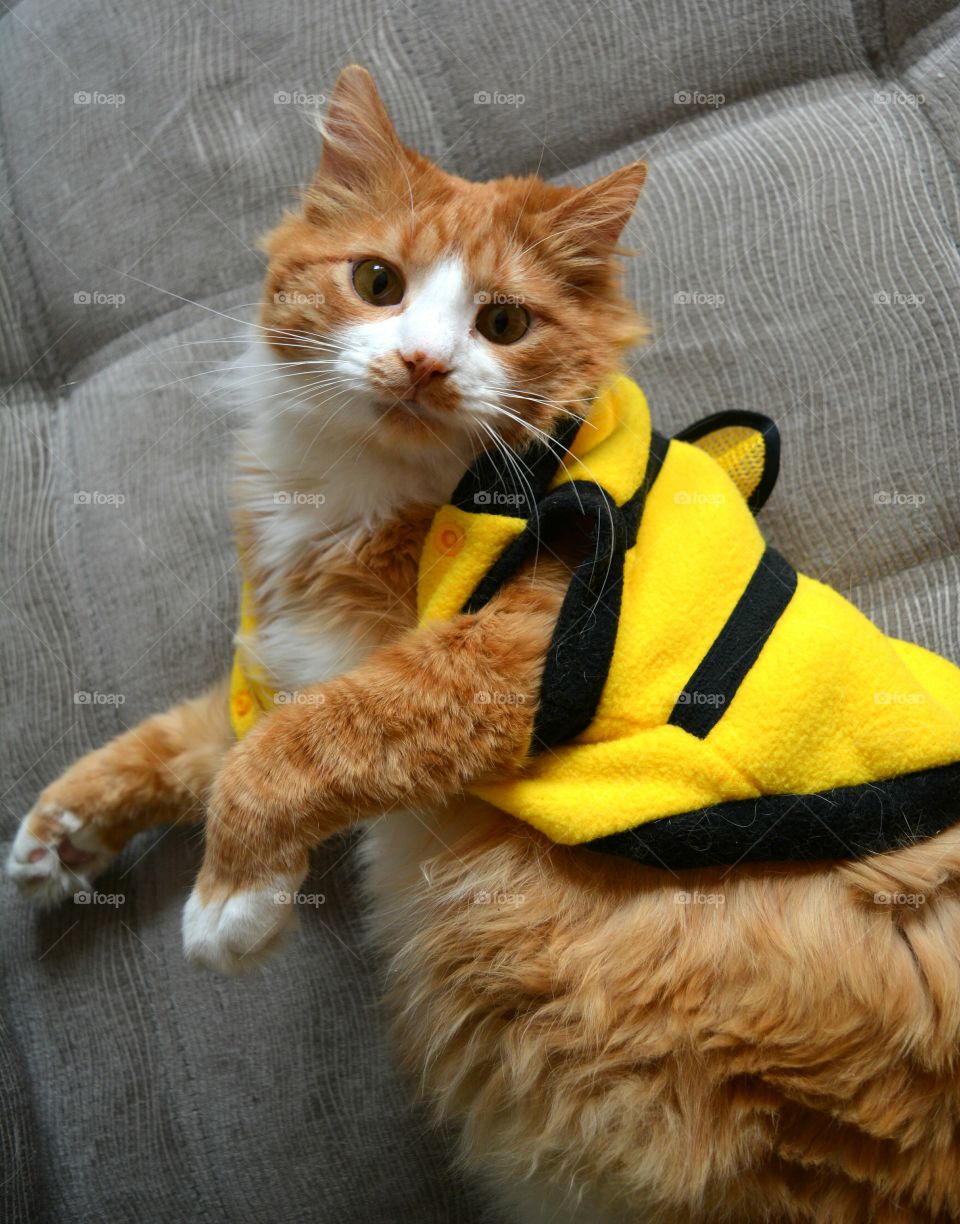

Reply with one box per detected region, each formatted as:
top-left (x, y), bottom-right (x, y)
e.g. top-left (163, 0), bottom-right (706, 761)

top-left (530, 435), bottom-right (669, 749)
top-left (462, 514), bottom-right (545, 614)
top-left (464, 479), bottom-right (624, 620)
top-left (669, 548), bottom-right (797, 738)
top-left (450, 414), bottom-right (583, 520)
top-left (462, 436), bottom-right (670, 753)
top-left (584, 761), bottom-right (960, 868)
top-left (530, 483), bottom-right (627, 750)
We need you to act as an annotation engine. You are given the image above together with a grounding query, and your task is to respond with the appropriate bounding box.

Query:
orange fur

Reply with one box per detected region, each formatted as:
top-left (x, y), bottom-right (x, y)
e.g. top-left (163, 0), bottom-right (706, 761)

top-left (365, 809), bottom-right (960, 1222)
top-left (259, 69), bottom-right (646, 453)
top-left (196, 569), bottom-right (563, 898)
top-left (235, 499), bottom-right (434, 646)
top-left (28, 679), bottom-right (232, 852)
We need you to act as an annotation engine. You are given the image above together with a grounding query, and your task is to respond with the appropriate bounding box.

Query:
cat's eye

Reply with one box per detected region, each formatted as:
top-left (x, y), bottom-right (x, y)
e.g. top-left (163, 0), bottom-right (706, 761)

top-left (352, 259), bottom-right (404, 306)
top-left (476, 301), bottom-right (531, 345)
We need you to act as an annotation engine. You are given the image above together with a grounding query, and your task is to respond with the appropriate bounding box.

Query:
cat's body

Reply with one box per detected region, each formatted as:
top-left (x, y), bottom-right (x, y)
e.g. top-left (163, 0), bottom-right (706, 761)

top-left (8, 66), bottom-right (960, 1223)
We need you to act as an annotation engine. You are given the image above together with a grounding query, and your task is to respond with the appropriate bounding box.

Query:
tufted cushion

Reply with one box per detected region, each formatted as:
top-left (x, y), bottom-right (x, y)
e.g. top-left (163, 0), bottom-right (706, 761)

top-left (2, 1), bottom-right (959, 1219)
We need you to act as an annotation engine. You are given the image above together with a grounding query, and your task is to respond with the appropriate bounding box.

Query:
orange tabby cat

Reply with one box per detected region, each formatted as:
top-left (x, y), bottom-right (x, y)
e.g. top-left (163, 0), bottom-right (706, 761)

top-left (9, 66), bottom-right (960, 1223)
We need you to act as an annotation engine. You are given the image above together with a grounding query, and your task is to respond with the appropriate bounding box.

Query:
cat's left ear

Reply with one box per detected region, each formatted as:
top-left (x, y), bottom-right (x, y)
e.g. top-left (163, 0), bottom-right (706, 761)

top-left (548, 161), bottom-right (647, 249)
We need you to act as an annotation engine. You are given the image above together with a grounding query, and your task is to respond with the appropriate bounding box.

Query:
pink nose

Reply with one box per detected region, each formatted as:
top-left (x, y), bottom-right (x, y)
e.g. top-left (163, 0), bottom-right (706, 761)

top-left (401, 350), bottom-right (450, 386)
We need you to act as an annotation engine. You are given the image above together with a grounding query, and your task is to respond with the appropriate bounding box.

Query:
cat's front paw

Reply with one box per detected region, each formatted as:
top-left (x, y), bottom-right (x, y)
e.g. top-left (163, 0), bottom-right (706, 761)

top-left (6, 800), bottom-right (113, 907)
top-left (182, 877), bottom-right (301, 975)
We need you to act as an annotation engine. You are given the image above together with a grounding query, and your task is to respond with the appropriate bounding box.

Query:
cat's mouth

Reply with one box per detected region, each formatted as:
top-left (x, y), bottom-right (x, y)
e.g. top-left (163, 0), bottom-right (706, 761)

top-left (373, 390), bottom-right (458, 433)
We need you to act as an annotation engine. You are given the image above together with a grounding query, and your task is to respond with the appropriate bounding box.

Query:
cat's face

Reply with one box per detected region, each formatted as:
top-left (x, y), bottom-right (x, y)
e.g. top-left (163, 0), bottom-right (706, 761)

top-left (259, 66), bottom-right (646, 460)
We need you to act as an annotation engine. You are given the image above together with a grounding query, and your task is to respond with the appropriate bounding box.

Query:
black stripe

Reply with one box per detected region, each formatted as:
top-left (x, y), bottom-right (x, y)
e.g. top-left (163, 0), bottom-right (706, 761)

top-left (464, 440), bottom-right (668, 751)
top-left (463, 437), bottom-right (669, 616)
top-left (669, 547), bottom-right (797, 738)
top-left (583, 761), bottom-right (960, 868)
top-left (530, 483), bottom-right (626, 750)
top-left (530, 437), bottom-right (669, 749)
top-left (621, 431), bottom-right (670, 539)
top-left (463, 479), bottom-right (623, 616)
top-left (460, 431), bottom-right (669, 752)
top-left (463, 518), bottom-right (541, 614)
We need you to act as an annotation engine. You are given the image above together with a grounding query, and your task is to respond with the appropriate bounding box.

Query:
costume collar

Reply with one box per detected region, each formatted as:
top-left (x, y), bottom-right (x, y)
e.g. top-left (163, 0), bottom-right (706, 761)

top-left (448, 372), bottom-right (654, 522)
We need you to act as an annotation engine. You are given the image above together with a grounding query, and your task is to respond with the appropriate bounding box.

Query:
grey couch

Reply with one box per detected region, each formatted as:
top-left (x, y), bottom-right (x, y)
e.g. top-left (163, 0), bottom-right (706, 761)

top-left (3, 1), bottom-right (959, 1219)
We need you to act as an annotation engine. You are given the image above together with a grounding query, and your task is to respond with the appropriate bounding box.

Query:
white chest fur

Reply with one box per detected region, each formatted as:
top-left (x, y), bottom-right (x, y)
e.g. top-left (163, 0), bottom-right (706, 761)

top-left (229, 339), bottom-right (467, 693)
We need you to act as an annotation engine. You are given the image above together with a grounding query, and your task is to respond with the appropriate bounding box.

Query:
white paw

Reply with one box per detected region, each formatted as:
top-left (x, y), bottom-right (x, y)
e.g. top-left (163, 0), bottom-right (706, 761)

top-left (182, 877), bottom-right (301, 975)
top-left (5, 804), bottom-right (113, 907)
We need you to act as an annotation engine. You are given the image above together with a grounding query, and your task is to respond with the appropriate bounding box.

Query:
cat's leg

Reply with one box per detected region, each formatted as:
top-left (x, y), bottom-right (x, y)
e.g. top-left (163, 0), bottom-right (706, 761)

top-left (183, 584), bottom-right (560, 973)
top-left (6, 677), bottom-right (233, 905)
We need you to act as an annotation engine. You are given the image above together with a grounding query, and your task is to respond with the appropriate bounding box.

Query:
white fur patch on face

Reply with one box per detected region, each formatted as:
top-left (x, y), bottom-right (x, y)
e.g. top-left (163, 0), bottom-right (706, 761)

top-left (395, 257), bottom-right (474, 368)
top-left (336, 255), bottom-right (509, 429)
top-left (232, 337), bottom-right (468, 523)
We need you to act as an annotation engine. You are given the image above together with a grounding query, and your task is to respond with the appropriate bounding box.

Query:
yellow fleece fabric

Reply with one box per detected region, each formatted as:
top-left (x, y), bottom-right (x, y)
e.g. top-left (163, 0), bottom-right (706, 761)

top-left (229, 373), bottom-right (960, 855)
top-left (229, 583), bottom-right (277, 740)
top-left (417, 374), bottom-right (960, 846)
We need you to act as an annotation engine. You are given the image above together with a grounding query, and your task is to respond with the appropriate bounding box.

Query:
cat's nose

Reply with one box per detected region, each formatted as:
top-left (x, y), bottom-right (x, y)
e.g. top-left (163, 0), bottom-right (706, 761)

top-left (401, 350), bottom-right (451, 387)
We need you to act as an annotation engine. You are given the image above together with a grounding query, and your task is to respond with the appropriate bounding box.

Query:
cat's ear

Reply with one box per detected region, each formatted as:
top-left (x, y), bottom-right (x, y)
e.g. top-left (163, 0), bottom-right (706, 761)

top-left (547, 161), bottom-right (647, 249)
top-left (310, 65), bottom-right (404, 201)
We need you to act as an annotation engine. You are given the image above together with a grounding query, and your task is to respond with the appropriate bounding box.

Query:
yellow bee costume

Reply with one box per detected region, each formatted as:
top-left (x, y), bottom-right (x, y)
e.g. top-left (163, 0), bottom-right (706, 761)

top-left (417, 374), bottom-right (960, 868)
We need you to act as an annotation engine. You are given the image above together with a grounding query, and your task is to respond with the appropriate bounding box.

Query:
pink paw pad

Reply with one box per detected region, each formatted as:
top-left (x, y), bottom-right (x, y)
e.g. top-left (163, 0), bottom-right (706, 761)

top-left (57, 836), bottom-right (97, 867)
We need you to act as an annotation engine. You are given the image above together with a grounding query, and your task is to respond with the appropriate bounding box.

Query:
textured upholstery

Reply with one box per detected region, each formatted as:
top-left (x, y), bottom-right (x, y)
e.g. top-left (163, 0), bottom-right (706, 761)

top-left (2, 0), bottom-right (959, 1219)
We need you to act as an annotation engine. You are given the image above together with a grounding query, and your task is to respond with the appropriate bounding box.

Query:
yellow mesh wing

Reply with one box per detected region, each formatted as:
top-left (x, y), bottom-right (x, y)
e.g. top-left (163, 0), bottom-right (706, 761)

top-left (690, 424), bottom-right (767, 504)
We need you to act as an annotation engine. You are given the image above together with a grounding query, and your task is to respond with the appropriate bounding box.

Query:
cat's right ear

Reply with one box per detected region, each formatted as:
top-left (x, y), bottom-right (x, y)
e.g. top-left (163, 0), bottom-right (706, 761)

top-left (546, 161), bottom-right (647, 252)
top-left (307, 65), bottom-right (404, 210)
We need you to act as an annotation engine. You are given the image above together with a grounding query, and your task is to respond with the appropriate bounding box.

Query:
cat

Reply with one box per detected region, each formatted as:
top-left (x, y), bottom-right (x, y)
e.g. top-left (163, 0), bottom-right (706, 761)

top-left (8, 65), bottom-right (960, 1224)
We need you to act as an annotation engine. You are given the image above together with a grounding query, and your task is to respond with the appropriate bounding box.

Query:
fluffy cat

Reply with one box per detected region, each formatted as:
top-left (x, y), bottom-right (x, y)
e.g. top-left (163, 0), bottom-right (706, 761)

top-left (8, 66), bottom-right (960, 1224)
